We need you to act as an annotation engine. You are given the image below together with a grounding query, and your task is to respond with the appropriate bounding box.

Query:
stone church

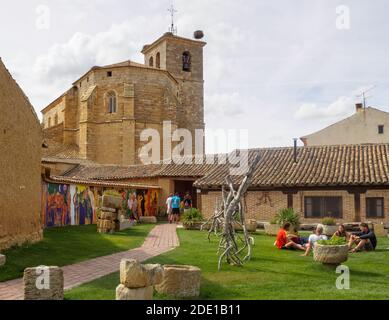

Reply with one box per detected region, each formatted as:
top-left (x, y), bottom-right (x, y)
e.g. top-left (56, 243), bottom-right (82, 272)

top-left (42, 32), bottom-right (206, 166)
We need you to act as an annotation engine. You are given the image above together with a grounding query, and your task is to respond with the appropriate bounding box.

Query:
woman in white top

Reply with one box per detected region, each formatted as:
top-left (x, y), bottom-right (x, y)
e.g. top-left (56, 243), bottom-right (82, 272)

top-left (302, 224), bottom-right (328, 256)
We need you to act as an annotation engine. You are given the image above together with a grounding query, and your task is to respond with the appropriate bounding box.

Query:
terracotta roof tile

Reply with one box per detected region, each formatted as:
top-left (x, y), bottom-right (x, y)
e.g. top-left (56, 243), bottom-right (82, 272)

top-left (194, 144), bottom-right (389, 188)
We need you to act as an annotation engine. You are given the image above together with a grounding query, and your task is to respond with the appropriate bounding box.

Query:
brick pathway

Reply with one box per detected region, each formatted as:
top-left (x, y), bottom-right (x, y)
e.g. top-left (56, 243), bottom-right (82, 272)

top-left (0, 224), bottom-right (179, 300)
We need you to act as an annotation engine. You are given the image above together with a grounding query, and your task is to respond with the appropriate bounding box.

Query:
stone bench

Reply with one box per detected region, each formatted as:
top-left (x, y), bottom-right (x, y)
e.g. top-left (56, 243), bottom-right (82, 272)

top-left (139, 216), bottom-right (157, 224)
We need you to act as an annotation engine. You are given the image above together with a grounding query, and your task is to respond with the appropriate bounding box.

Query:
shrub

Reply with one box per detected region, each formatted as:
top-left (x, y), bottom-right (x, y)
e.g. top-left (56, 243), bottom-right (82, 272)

top-left (321, 217), bottom-right (336, 226)
top-left (317, 236), bottom-right (346, 246)
top-left (270, 218), bottom-right (279, 225)
top-left (181, 208), bottom-right (204, 226)
top-left (275, 208), bottom-right (300, 227)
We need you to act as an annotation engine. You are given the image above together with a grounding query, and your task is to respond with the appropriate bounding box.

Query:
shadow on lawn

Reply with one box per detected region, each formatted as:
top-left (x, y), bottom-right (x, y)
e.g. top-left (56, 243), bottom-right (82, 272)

top-left (0, 225), bottom-right (153, 282)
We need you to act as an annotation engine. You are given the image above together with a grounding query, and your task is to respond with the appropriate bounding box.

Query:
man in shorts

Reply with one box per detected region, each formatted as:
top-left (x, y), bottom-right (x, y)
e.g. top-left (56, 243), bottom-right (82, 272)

top-left (171, 193), bottom-right (181, 224)
top-left (349, 223), bottom-right (377, 253)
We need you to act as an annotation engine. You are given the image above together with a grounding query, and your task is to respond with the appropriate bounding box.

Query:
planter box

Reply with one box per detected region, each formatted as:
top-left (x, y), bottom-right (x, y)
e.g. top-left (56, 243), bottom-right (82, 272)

top-left (322, 225), bottom-right (338, 237)
top-left (264, 223), bottom-right (280, 236)
top-left (373, 224), bottom-right (388, 237)
top-left (313, 244), bottom-right (349, 265)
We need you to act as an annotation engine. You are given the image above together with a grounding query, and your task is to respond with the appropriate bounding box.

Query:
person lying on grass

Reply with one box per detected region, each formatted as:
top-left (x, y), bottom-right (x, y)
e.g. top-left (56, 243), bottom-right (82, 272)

top-left (287, 226), bottom-right (309, 246)
top-left (302, 224), bottom-right (328, 256)
top-left (348, 223), bottom-right (377, 253)
top-left (275, 222), bottom-right (305, 251)
top-left (332, 224), bottom-right (350, 241)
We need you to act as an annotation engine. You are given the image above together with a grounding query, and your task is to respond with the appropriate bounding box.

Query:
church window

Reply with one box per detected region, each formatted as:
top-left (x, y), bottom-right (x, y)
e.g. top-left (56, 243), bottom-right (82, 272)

top-left (107, 71), bottom-right (112, 77)
top-left (107, 92), bottom-right (117, 114)
top-left (48, 117), bottom-right (51, 128)
top-left (54, 114), bottom-right (58, 125)
top-left (182, 51), bottom-right (191, 72)
top-left (156, 52), bottom-right (161, 69)
top-left (149, 56), bottom-right (154, 67)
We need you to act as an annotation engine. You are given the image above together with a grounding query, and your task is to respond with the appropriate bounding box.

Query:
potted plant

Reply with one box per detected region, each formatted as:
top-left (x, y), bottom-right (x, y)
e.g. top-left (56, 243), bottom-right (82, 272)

top-left (264, 218), bottom-right (280, 236)
top-left (321, 217), bottom-right (338, 237)
top-left (182, 208), bottom-right (204, 230)
top-left (313, 236), bottom-right (348, 265)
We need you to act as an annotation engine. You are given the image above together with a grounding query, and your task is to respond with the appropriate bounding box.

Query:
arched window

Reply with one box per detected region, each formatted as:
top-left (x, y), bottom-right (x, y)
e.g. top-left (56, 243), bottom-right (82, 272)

top-left (182, 51), bottom-right (191, 72)
top-left (107, 92), bottom-right (117, 114)
top-left (48, 117), bottom-right (51, 128)
top-left (156, 52), bottom-right (161, 69)
top-left (149, 56), bottom-right (154, 67)
top-left (54, 113), bottom-right (58, 125)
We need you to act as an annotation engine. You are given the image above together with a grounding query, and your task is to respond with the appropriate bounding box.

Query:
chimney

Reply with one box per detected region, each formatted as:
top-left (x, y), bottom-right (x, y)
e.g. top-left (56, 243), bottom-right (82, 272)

top-left (356, 103), bottom-right (364, 113)
top-left (293, 138), bottom-right (298, 163)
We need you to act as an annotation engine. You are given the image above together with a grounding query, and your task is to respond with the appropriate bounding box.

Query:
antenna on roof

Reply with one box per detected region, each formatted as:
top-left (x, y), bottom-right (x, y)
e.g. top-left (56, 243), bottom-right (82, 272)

top-left (168, 4), bottom-right (178, 35)
top-left (356, 85), bottom-right (376, 108)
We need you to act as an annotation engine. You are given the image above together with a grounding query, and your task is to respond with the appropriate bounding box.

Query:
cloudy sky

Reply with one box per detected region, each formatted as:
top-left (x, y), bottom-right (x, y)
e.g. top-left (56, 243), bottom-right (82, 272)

top-left (1, 0), bottom-right (389, 152)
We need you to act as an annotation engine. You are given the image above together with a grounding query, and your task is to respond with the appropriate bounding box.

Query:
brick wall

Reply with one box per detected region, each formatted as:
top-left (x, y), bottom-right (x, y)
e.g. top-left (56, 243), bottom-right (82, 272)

top-left (200, 189), bottom-right (389, 224)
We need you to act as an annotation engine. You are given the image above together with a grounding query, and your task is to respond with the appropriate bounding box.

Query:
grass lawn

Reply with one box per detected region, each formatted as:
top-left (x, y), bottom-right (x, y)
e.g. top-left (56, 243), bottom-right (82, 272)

top-left (0, 224), bottom-right (154, 282)
top-left (65, 229), bottom-right (389, 300)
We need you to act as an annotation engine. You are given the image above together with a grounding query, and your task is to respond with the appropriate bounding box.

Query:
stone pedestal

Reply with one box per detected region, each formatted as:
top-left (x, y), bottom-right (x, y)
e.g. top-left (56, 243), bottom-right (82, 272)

top-left (116, 259), bottom-right (164, 300)
top-left (155, 265), bottom-right (201, 298)
top-left (120, 259), bottom-right (163, 288)
top-left (24, 266), bottom-right (64, 300)
top-left (246, 219), bottom-right (258, 233)
top-left (116, 284), bottom-right (153, 300)
top-left (0, 254), bottom-right (5, 266)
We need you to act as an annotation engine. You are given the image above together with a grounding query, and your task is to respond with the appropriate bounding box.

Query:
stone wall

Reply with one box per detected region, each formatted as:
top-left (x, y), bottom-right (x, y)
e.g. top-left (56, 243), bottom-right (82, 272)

top-left (0, 58), bottom-right (43, 250)
top-left (200, 189), bottom-right (389, 224)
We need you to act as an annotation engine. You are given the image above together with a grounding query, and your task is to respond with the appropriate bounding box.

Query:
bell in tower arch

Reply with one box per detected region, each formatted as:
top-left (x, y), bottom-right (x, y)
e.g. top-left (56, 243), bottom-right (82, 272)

top-left (182, 51), bottom-right (191, 72)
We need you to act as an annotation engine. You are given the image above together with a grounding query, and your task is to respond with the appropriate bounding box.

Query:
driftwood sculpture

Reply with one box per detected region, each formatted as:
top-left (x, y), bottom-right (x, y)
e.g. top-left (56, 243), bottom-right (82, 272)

top-left (202, 154), bottom-right (261, 270)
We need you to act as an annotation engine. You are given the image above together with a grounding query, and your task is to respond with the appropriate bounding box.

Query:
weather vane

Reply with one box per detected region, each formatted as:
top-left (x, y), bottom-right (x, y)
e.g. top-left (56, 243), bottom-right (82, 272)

top-left (168, 4), bottom-right (177, 35)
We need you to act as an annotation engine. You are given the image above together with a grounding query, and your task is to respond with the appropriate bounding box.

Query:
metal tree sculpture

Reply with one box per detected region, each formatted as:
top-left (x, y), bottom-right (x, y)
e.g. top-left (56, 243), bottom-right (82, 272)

top-left (202, 155), bottom-right (261, 270)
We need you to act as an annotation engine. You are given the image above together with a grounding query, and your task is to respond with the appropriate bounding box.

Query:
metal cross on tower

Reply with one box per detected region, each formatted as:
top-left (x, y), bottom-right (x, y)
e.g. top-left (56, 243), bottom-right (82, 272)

top-left (168, 4), bottom-right (177, 35)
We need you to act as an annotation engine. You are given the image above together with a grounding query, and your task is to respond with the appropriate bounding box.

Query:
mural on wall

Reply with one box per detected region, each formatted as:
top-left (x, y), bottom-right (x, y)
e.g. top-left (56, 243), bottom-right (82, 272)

top-left (135, 189), bottom-right (159, 217)
top-left (42, 183), bottom-right (159, 227)
top-left (122, 190), bottom-right (138, 220)
top-left (42, 183), bottom-right (100, 228)
top-left (73, 185), bottom-right (96, 225)
top-left (42, 183), bottom-right (71, 227)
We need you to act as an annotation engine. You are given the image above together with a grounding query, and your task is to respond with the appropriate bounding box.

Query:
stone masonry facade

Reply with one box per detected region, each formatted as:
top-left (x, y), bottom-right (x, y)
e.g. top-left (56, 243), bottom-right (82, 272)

top-left (42, 33), bottom-right (206, 166)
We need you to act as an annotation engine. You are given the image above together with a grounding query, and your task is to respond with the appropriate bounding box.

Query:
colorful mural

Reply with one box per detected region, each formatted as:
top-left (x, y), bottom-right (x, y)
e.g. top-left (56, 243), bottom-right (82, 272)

top-left (136, 189), bottom-right (159, 217)
top-left (73, 186), bottom-right (96, 225)
top-left (42, 183), bottom-right (71, 227)
top-left (42, 182), bottom-right (159, 228)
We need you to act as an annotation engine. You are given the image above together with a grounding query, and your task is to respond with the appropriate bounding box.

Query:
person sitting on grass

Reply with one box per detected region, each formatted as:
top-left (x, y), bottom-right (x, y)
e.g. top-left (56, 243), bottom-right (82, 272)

top-left (288, 226), bottom-right (309, 246)
top-left (275, 222), bottom-right (305, 251)
top-left (302, 224), bottom-right (328, 256)
top-left (332, 224), bottom-right (350, 241)
top-left (348, 223), bottom-right (377, 253)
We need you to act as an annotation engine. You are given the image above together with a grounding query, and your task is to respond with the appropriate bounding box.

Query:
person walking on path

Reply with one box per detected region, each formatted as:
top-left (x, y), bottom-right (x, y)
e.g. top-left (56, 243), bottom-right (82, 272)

top-left (166, 194), bottom-right (173, 224)
top-left (171, 193), bottom-right (181, 224)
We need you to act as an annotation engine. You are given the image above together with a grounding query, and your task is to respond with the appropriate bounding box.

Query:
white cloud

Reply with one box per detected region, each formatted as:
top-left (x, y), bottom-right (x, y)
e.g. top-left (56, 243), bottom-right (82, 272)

top-left (294, 96), bottom-right (354, 120)
top-left (206, 92), bottom-right (246, 117)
